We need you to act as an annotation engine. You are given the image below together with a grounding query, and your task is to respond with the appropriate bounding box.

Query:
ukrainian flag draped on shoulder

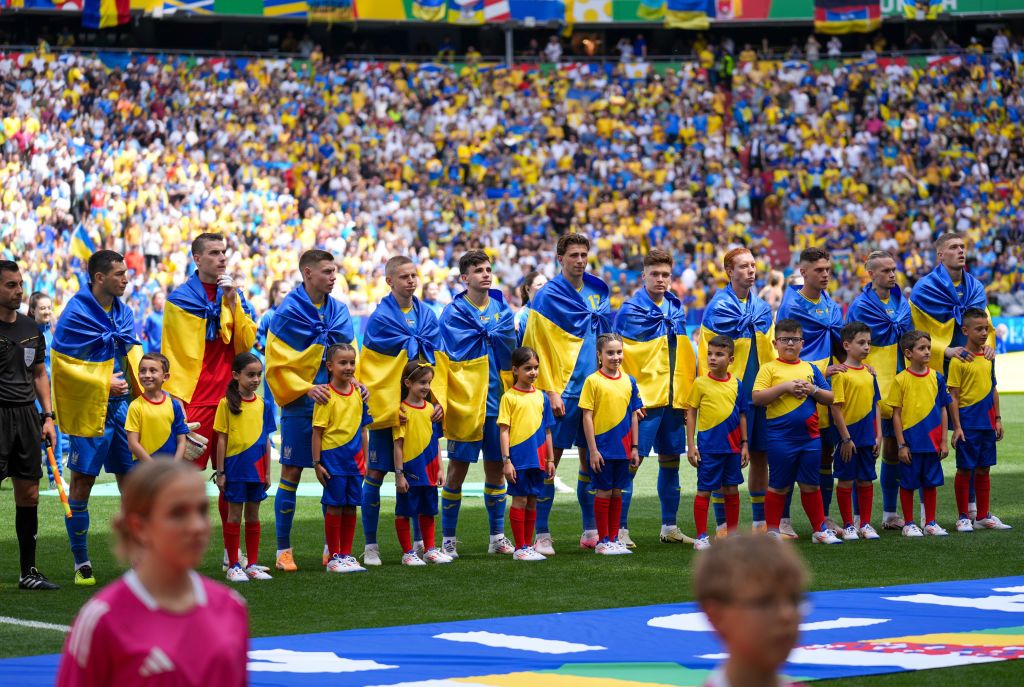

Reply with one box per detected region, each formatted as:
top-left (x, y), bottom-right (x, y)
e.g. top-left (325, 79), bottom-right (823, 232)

top-left (163, 274), bottom-right (257, 404)
top-left (846, 284), bottom-right (912, 410)
top-left (698, 285), bottom-right (774, 392)
top-left (360, 295), bottom-right (439, 430)
top-left (776, 285), bottom-right (843, 368)
top-left (52, 287), bottom-right (142, 437)
top-left (434, 290), bottom-right (515, 442)
top-left (909, 265), bottom-right (990, 374)
top-left (266, 286), bottom-right (355, 408)
top-left (615, 288), bottom-right (696, 410)
top-left (523, 273), bottom-right (611, 396)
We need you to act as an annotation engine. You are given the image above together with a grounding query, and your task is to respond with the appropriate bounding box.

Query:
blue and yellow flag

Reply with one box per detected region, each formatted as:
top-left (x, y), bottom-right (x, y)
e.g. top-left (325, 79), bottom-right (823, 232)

top-left (903, 0), bottom-right (941, 20)
top-left (523, 273), bottom-right (611, 397)
top-left (665, 0), bottom-right (712, 30)
top-left (447, 0), bottom-right (483, 23)
top-left (909, 265), bottom-right (990, 374)
top-left (266, 285), bottom-right (356, 409)
top-left (434, 290), bottom-right (515, 442)
top-left (698, 285), bottom-right (775, 396)
top-left (413, 0), bottom-right (446, 20)
top-left (69, 224), bottom-right (96, 264)
top-left (846, 284), bottom-right (912, 417)
top-left (814, 0), bottom-right (881, 34)
top-left (51, 286), bottom-right (142, 437)
top-left (615, 288), bottom-right (696, 410)
top-left (163, 274), bottom-right (257, 404)
top-left (637, 0), bottom-right (665, 20)
top-left (360, 295), bottom-right (440, 430)
top-left (776, 285), bottom-right (843, 368)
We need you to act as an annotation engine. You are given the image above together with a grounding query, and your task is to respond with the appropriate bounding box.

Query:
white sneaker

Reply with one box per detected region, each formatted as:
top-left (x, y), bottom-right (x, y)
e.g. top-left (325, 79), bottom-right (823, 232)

top-left (579, 530), bottom-right (599, 549)
top-left (659, 525), bottom-right (693, 543)
top-left (401, 551), bottom-right (426, 566)
top-left (441, 538), bottom-right (460, 559)
top-left (766, 530), bottom-right (783, 540)
top-left (553, 475), bottom-right (574, 494)
top-left (422, 547), bottom-right (454, 564)
top-left (534, 534), bottom-right (556, 556)
top-left (611, 540), bottom-right (633, 555)
top-left (975, 515), bottom-right (1012, 530)
top-left (226, 563), bottom-right (248, 583)
top-left (902, 523), bottom-right (924, 538)
top-left (841, 525), bottom-right (859, 541)
top-left (342, 555), bottom-right (367, 572)
top-left (693, 535), bottom-right (711, 551)
top-left (779, 519), bottom-right (799, 540)
top-left (361, 544), bottom-right (382, 567)
top-left (222, 549), bottom-right (248, 572)
top-left (326, 555), bottom-right (366, 574)
top-left (413, 539), bottom-right (424, 555)
top-left (617, 529), bottom-right (636, 549)
top-left (487, 535), bottom-right (515, 555)
top-left (811, 529), bottom-right (843, 544)
top-left (595, 541), bottom-right (616, 555)
top-left (882, 514), bottom-right (905, 530)
top-left (513, 547), bottom-right (547, 561)
top-left (246, 564), bottom-right (273, 580)
top-left (859, 523), bottom-right (880, 540)
top-left (924, 522), bottom-right (948, 536)
top-left (955, 517), bottom-right (975, 533)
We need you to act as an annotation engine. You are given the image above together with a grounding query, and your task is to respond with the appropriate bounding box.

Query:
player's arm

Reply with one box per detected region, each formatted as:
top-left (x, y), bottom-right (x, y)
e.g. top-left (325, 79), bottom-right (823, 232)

top-left (172, 433), bottom-right (186, 462)
top-left (751, 379), bottom-right (798, 405)
top-left (873, 402), bottom-right (882, 458)
top-left (263, 434), bottom-right (272, 491)
top-left (830, 402), bottom-right (853, 462)
top-left (544, 429), bottom-right (556, 477)
top-left (993, 388), bottom-right (1003, 441)
top-left (499, 423), bottom-right (516, 483)
top-left (685, 404), bottom-right (699, 467)
top-left (126, 430), bottom-right (153, 463)
top-left (947, 387), bottom-right (965, 446)
top-left (215, 430), bottom-right (228, 490)
top-left (32, 361), bottom-right (56, 445)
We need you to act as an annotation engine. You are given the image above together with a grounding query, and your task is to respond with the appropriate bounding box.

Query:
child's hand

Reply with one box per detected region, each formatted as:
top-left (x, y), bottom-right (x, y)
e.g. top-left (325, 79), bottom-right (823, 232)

top-left (431, 403), bottom-right (444, 423)
top-left (787, 380), bottom-right (807, 399)
top-left (865, 364), bottom-right (878, 377)
top-left (635, 406), bottom-right (648, 421)
top-left (545, 460), bottom-right (556, 478)
top-left (872, 438), bottom-right (881, 459)
top-left (215, 472), bottom-right (226, 492)
top-left (314, 462), bottom-right (331, 487)
top-left (839, 439), bottom-right (853, 462)
top-left (263, 479), bottom-right (272, 492)
top-left (687, 446), bottom-right (700, 468)
top-left (740, 445), bottom-right (749, 468)
top-left (357, 382), bottom-right (369, 402)
top-left (950, 427), bottom-right (965, 448)
top-left (395, 472), bottom-right (409, 494)
top-left (436, 473), bottom-right (445, 488)
top-left (898, 446), bottom-right (911, 464)
top-left (629, 447), bottom-right (640, 468)
top-left (939, 441), bottom-right (949, 460)
top-left (504, 462), bottom-right (517, 484)
top-left (996, 420), bottom-right (1004, 441)
top-left (589, 450), bottom-right (604, 473)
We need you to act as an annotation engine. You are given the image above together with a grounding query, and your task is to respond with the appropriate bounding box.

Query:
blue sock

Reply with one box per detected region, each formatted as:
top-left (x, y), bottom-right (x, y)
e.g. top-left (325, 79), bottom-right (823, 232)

top-left (657, 460), bottom-right (681, 526)
top-left (620, 466), bottom-right (638, 528)
top-left (712, 491), bottom-right (727, 527)
top-left (441, 486), bottom-right (462, 538)
top-left (750, 490), bottom-right (766, 523)
top-left (484, 482), bottom-right (507, 536)
top-left (881, 459), bottom-right (899, 513)
top-left (274, 478), bottom-right (299, 550)
top-left (536, 477), bottom-right (555, 534)
top-left (820, 464), bottom-right (834, 516)
top-left (361, 476), bottom-right (382, 546)
top-left (782, 488), bottom-right (793, 519)
top-left (577, 469), bottom-right (596, 531)
top-left (66, 499), bottom-right (90, 566)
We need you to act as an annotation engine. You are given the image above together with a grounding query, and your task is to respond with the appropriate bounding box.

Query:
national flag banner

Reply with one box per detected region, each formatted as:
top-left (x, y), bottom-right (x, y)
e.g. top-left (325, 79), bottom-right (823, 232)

top-left (813, 0), bottom-right (881, 34)
top-left (902, 0), bottom-right (941, 20)
top-left (483, 0), bottom-right (509, 21)
top-left (151, 0), bottom-right (212, 14)
top-left (623, 62), bottom-right (650, 80)
top-left (637, 0), bottom-right (664, 19)
top-left (69, 224), bottom-right (96, 263)
top-left (307, 0), bottom-right (356, 21)
top-left (82, 0), bottom-right (130, 27)
top-left (927, 54), bottom-right (961, 70)
top-left (412, 0), bottom-right (445, 20)
top-left (448, 0), bottom-right (483, 23)
top-left (264, 0), bottom-right (309, 18)
top-left (665, 0), bottom-right (713, 30)
top-left (509, 0), bottom-right (565, 23)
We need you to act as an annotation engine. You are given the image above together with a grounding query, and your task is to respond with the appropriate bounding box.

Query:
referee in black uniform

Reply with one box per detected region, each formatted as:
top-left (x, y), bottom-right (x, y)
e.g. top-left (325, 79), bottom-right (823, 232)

top-left (0, 260), bottom-right (59, 590)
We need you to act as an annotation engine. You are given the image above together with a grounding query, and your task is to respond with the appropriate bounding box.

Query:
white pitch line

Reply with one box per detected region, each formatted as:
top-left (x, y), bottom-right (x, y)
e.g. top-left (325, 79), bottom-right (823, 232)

top-left (0, 616), bottom-right (71, 632)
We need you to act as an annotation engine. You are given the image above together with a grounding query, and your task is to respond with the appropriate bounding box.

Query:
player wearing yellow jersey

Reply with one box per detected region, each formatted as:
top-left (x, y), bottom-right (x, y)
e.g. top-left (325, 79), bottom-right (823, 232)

top-left (125, 353), bottom-right (188, 463)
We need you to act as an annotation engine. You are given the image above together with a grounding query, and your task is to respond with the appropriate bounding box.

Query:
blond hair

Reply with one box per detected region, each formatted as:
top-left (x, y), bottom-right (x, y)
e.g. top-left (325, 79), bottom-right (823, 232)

top-left (112, 461), bottom-right (205, 563)
top-left (694, 534), bottom-right (809, 605)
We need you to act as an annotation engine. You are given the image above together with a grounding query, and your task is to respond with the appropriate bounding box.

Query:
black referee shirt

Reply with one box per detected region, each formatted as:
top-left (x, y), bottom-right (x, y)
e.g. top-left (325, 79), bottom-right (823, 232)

top-left (0, 314), bottom-right (44, 405)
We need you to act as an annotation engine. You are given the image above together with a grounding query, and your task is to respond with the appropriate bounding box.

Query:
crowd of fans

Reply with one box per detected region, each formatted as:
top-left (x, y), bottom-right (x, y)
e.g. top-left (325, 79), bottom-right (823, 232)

top-left (2, 36), bottom-right (1024, 333)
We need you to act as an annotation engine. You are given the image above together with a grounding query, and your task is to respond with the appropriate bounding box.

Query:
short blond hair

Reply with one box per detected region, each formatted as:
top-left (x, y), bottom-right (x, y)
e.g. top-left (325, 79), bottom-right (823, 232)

top-left (112, 462), bottom-right (205, 563)
top-left (694, 534), bottom-right (809, 605)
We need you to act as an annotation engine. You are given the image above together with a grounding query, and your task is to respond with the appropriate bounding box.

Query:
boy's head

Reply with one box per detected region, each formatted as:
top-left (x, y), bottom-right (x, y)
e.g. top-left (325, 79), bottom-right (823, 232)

top-left (385, 256), bottom-right (418, 300)
top-left (900, 330), bottom-right (931, 365)
top-left (138, 353), bottom-right (170, 391)
top-left (706, 335), bottom-right (735, 374)
top-left (773, 319), bottom-right (803, 361)
top-left (841, 321), bottom-right (871, 363)
top-left (961, 308), bottom-right (990, 347)
top-left (325, 343), bottom-right (357, 382)
top-left (695, 535), bottom-right (808, 675)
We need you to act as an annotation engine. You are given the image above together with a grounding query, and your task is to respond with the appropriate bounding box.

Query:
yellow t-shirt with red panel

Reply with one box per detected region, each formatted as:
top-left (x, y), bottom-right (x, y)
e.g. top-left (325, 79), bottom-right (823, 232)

top-left (497, 386), bottom-right (555, 472)
top-left (312, 383), bottom-right (373, 476)
top-left (884, 368), bottom-right (951, 454)
top-left (578, 370), bottom-right (643, 459)
top-left (213, 395), bottom-right (275, 483)
top-left (830, 365), bottom-right (881, 448)
top-left (392, 399), bottom-right (441, 486)
top-left (124, 392), bottom-right (189, 458)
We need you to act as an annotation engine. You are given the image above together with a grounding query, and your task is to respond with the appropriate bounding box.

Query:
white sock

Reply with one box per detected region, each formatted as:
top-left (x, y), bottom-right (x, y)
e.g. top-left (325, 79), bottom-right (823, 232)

top-left (74, 560), bottom-right (92, 572)
top-left (882, 511), bottom-right (895, 521)
top-left (276, 548), bottom-right (288, 557)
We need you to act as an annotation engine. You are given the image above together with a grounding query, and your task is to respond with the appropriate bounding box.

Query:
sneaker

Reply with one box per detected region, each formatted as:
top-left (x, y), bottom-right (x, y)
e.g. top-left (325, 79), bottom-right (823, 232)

top-left (275, 549), bottom-right (298, 572)
top-left (955, 517), bottom-right (975, 533)
top-left (841, 525), bottom-right (859, 541)
top-left (326, 554), bottom-right (346, 573)
top-left (326, 554), bottom-right (366, 574)
top-left (579, 530), bottom-right (599, 549)
top-left (595, 541), bottom-right (615, 555)
top-left (19, 567), bottom-right (59, 590)
top-left (751, 522), bottom-right (768, 534)
top-left (660, 525), bottom-right (692, 544)
top-left (246, 564), bottom-right (273, 580)
top-left (534, 534), bottom-right (556, 556)
top-left (766, 530), bottom-right (783, 540)
top-left (422, 547), bottom-right (454, 564)
top-left (442, 538), bottom-right (461, 559)
top-left (611, 540), bottom-right (633, 555)
top-left (342, 555), bottom-right (367, 572)
top-left (902, 523), bottom-right (924, 538)
top-left (401, 551), bottom-right (426, 566)
top-left (222, 549), bottom-right (248, 572)
top-left (487, 535), bottom-right (515, 555)
top-left (361, 544), bottom-right (382, 567)
top-left (858, 523), bottom-right (880, 540)
top-left (882, 515), bottom-right (905, 530)
top-left (924, 522), bottom-right (948, 536)
top-left (226, 563), bottom-right (248, 583)
top-left (513, 547), bottom-right (547, 562)
top-left (975, 515), bottom-right (1013, 530)
top-left (811, 529), bottom-right (843, 545)
top-left (617, 529), bottom-right (636, 549)
top-left (413, 540), bottom-right (424, 555)
top-left (693, 535), bottom-right (711, 551)
top-left (779, 519), bottom-right (799, 540)
top-left (74, 564), bottom-right (97, 587)
top-left (553, 475), bottom-right (575, 494)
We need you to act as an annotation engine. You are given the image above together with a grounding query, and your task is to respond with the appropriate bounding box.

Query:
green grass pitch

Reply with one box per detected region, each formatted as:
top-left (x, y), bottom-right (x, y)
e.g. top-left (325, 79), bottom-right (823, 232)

top-left (1, 397), bottom-right (1022, 686)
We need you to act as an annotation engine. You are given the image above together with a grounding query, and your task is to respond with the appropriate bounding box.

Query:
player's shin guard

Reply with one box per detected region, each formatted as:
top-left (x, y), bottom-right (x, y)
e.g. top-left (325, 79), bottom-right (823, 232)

top-left (749, 490), bottom-right (766, 526)
top-left (66, 499), bottom-right (90, 566)
top-left (819, 464), bottom-right (834, 516)
top-left (657, 460), bottom-right (681, 526)
top-left (441, 486), bottom-right (462, 538)
top-left (693, 494), bottom-right (710, 538)
top-left (594, 496), bottom-right (611, 542)
top-left (954, 471), bottom-right (971, 517)
top-left (325, 513), bottom-right (342, 557)
top-left (340, 512), bottom-right (357, 557)
top-left (837, 486), bottom-right (854, 527)
top-left (764, 491), bottom-right (785, 532)
top-left (274, 478), bottom-right (299, 550)
top-left (975, 472), bottom-right (991, 520)
top-left (244, 522), bottom-right (260, 567)
top-left (577, 470), bottom-right (596, 531)
top-left (711, 491), bottom-right (727, 528)
top-left (620, 466), bottom-right (638, 528)
top-left (536, 477), bottom-right (555, 534)
top-left (483, 482), bottom-right (507, 536)
top-left (361, 476), bottom-right (382, 545)
top-left (609, 494), bottom-right (623, 541)
top-left (510, 507), bottom-right (526, 549)
top-left (724, 492), bottom-right (740, 532)
top-left (223, 522), bottom-right (241, 567)
top-left (800, 489), bottom-right (826, 531)
top-left (880, 458), bottom-right (900, 515)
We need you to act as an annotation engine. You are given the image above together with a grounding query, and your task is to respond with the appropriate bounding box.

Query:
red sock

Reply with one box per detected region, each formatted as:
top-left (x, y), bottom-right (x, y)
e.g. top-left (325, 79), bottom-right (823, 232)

top-left (857, 484), bottom-right (873, 527)
top-left (764, 491), bottom-right (786, 531)
top-left (693, 494), bottom-right (710, 538)
top-left (837, 486), bottom-right (854, 527)
top-left (594, 496), bottom-right (611, 541)
top-left (525, 508), bottom-right (536, 544)
top-left (609, 495), bottom-right (623, 541)
top-left (923, 487), bottom-right (937, 524)
top-left (974, 472), bottom-right (991, 520)
top-left (244, 522), bottom-right (260, 567)
top-left (223, 522), bottom-right (240, 566)
top-left (954, 471), bottom-right (970, 517)
top-left (340, 512), bottom-right (357, 557)
top-left (218, 491), bottom-right (229, 525)
top-left (418, 515), bottom-right (436, 551)
top-left (510, 507), bottom-right (527, 549)
top-left (900, 487), bottom-right (915, 524)
top-left (395, 517), bottom-right (412, 553)
top-left (324, 513), bottom-right (342, 557)
top-left (724, 492), bottom-right (740, 532)
top-left (800, 489), bottom-right (825, 531)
